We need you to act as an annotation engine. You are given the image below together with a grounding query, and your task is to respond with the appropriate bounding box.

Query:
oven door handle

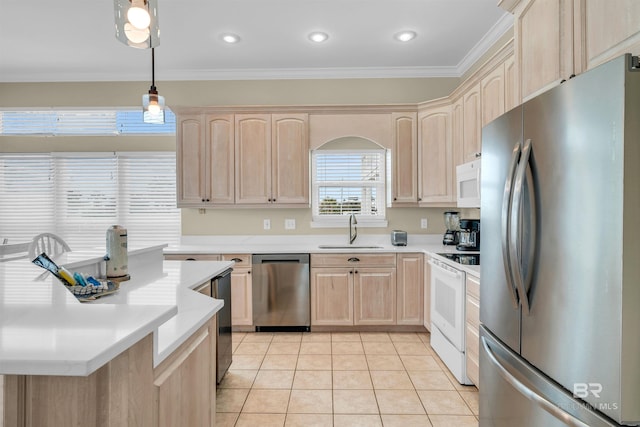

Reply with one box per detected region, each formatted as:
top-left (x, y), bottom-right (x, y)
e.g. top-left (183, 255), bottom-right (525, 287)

top-left (428, 260), bottom-right (462, 279)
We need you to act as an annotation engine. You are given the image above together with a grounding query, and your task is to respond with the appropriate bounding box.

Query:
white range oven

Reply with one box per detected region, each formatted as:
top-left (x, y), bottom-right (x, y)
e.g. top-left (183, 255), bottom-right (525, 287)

top-left (429, 255), bottom-right (473, 385)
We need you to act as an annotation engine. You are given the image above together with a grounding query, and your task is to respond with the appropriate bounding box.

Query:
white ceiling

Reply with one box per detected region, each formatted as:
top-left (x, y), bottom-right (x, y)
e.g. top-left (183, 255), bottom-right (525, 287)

top-left (0, 0), bottom-right (512, 83)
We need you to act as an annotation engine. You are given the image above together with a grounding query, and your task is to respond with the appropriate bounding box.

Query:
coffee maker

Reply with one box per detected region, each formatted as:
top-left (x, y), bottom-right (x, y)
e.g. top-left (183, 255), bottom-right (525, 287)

top-left (443, 211), bottom-right (460, 245)
top-left (456, 219), bottom-right (480, 251)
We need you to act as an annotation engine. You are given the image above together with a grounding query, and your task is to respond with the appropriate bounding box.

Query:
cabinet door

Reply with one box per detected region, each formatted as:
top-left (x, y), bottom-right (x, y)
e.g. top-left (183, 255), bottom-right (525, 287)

top-left (504, 54), bottom-right (519, 112)
top-left (465, 274), bottom-right (481, 387)
top-left (311, 268), bottom-right (353, 326)
top-left (451, 97), bottom-right (465, 169)
top-left (271, 113), bottom-right (309, 205)
top-left (235, 114), bottom-right (271, 204)
top-left (155, 328), bottom-right (212, 427)
top-left (481, 63), bottom-right (506, 127)
top-left (353, 267), bottom-right (396, 325)
top-left (206, 114), bottom-right (235, 204)
top-left (391, 112), bottom-right (418, 205)
top-left (516, 0), bottom-right (574, 100)
top-left (581, 0), bottom-right (640, 71)
top-left (424, 255), bottom-right (431, 332)
top-left (462, 83), bottom-right (481, 162)
top-left (418, 105), bottom-right (454, 204)
top-left (176, 114), bottom-right (207, 206)
top-left (231, 268), bottom-right (253, 326)
top-left (396, 253), bottom-right (424, 325)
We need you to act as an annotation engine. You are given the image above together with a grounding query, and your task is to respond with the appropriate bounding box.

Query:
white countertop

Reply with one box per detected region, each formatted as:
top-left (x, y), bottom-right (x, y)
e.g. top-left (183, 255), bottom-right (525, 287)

top-left (0, 246), bottom-right (232, 376)
top-left (165, 234), bottom-right (480, 277)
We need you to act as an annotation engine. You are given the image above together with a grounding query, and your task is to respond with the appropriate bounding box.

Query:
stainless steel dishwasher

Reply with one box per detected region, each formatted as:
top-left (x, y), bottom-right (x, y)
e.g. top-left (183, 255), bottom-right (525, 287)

top-left (252, 254), bottom-right (310, 332)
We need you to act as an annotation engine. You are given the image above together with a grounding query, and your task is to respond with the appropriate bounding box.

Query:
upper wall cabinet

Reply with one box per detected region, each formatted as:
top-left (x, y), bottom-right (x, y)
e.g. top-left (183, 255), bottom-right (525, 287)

top-left (271, 114), bottom-right (310, 204)
top-left (481, 63), bottom-right (506, 127)
top-left (509, 0), bottom-right (640, 102)
top-left (176, 113), bottom-right (235, 207)
top-left (235, 113), bottom-right (309, 206)
top-left (579, 1), bottom-right (640, 71)
top-left (390, 112), bottom-right (418, 205)
top-left (418, 104), bottom-right (455, 205)
top-left (515, 0), bottom-right (575, 101)
top-left (462, 83), bottom-right (482, 163)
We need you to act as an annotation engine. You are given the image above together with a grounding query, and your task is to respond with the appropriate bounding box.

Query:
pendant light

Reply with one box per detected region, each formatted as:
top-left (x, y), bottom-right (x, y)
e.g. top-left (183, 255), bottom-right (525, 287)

top-left (142, 48), bottom-right (165, 124)
top-left (114, 0), bottom-right (160, 49)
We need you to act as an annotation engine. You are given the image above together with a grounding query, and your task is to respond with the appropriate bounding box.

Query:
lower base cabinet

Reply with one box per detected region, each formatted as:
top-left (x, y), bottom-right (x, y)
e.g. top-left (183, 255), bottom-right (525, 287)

top-left (311, 253), bottom-right (418, 327)
top-left (2, 317), bottom-right (217, 427)
top-left (465, 273), bottom-right (480, 387)
top-left (221, 254), bottom-right (253, 328)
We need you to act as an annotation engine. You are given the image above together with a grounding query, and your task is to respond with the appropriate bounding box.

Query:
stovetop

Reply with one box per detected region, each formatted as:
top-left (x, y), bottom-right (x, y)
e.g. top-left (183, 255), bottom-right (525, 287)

top-left (436, 253), bottom-right (480, 266)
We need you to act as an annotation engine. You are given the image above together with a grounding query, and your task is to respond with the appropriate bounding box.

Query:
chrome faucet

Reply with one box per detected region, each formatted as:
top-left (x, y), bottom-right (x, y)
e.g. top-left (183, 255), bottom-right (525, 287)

top-left (349, 213), bottom-right (358, 244)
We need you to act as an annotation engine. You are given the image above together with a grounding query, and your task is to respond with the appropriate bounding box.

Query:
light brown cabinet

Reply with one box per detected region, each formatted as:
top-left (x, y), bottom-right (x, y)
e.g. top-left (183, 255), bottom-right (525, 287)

top-left (154, 322), bottom-right (214, 427)
top-left (222, 254), bottom-right (253, 328)
top-left (465, 273), bottom-right (480, 387)
top-left (515, 0), bottom-right (575, 101)
top-left (423, 255), bottom-right (431, 332)
top-left (176, 114), bottom-right (235, 207)
top-left (235, 113), bottom-right (309, 206)
top-left (390, 112), bottom-right (419, 205)
top-left (396, 253), bottom-right (424, 325)
top-left (462, 83), bottom-right (482, 162)
top-left (481, 63), bottom-right (506, 127)
top-left (354, 267), bottom-right (396, 325)
top-left (451, 97), bottom-right (465, 171)
top-left (418, 104), bottom-right (455, 205)
top-left (311, 253), bottom-right (397, 326)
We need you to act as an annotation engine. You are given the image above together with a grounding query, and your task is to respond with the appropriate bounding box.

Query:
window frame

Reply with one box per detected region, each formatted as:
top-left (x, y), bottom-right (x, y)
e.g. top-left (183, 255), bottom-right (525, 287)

top-left (310, 148), bottom-right (388, 228)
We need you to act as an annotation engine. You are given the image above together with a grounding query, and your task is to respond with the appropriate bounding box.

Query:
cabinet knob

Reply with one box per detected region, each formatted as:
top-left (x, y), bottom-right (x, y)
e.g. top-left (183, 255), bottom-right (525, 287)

top-left (393, 197), bottom-right (397, 201)
top-left (272, 198), bottom-right (276, 202)
top-left (347, 257), bottom-right (360, 262)
top-left (247, 271), bottom-right (251, 275)
top-left (349, 271), bottom-right (353, 275)
top-left (475, 153), bottom-right (481, 158)
top-left (355, 270), bottom-right (358, 274)
top-left (231, 258), bottom-right (243, 262)
top-left (186, 258), bottom-right (196, 261)
top-left (418, 197), bottom-right (422, 201)
top-left (201, 198), bottom-right (205, 202)
top-left (268, 198), bottom-right (272, 202)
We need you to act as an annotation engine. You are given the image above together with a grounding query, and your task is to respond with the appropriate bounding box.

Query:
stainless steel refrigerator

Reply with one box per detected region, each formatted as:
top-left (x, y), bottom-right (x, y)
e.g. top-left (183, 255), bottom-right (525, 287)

top-left (480, 53), bottom-right (640, 427)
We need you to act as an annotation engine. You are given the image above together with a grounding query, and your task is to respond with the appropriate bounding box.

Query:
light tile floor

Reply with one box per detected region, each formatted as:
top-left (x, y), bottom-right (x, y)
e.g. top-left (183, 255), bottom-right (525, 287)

top-left (216, 331), bottom-right (479, 427)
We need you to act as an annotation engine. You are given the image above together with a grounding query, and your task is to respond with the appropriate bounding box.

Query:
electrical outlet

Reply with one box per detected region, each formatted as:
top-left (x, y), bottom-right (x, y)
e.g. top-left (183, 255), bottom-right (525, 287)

top-left (421, 218), bottom-right (428, 229)
top-left (263, 219), bottom-right (271, 230)
top-left (285, 219), bottom-right (296, 230)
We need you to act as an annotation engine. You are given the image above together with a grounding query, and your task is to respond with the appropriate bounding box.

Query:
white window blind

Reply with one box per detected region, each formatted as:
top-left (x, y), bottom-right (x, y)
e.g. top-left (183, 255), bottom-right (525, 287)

top-left (311, 149), bottom-right (387, 226)
top-left (0, 152), bottom-right (180, 250)
top-left (0, 109), bottom-right (176, 136)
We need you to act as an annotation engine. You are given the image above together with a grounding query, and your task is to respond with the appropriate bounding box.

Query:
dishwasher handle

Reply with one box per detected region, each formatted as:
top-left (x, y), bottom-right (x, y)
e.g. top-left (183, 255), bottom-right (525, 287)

top-left (252, 254), bottom-right (310, 264)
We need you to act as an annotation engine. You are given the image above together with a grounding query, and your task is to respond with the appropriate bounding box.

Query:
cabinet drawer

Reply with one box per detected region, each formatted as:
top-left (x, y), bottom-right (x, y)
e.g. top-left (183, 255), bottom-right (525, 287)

top-left (466, 274), bottom-right (480, 300)
top-left (164, 254), bottom-right (221, 261)
top-left (465, 293), bottom-right (480, 328)
top-left (311, 253), bottom-right (397, 268)
top-left (222, 254), bottom-right (251, 267)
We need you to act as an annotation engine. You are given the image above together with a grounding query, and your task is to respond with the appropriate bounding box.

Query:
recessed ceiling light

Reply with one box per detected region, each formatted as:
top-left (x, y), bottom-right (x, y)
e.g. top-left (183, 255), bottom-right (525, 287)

top-left (308, 32), bottom-right (329, 43)
top-left (395, 31), bottom-right (417, 42)
top-left (222, 33), bottom-right (241, 44)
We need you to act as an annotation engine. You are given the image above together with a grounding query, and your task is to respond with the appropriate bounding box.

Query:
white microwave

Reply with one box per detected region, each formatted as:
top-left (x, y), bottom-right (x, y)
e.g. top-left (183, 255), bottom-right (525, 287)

top-left (456, 159), bottom-right (481, 208)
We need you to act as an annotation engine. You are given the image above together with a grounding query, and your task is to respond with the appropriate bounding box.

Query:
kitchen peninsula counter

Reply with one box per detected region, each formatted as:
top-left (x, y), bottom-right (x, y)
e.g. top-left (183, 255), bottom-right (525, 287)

top-left (1, 245), bottom-right (231, 426)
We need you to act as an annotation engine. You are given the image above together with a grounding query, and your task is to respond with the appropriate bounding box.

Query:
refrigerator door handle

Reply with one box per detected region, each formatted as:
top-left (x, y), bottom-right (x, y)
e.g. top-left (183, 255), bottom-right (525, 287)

top-left (510, 138), bottom-right (533, 315)
top-left (481, 336), bottom-right (591, 427)
top-left (501, 141), bottom-right (521, 309)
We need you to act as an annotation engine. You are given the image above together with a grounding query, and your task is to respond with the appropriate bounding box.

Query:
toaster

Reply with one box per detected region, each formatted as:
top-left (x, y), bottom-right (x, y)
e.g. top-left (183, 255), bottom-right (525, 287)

top-left (391, 230), bottom-right (407, 246)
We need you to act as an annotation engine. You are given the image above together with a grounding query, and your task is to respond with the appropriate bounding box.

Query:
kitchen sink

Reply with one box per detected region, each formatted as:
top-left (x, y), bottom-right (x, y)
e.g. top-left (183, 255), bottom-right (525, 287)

top-left (317, 245), bottom-right (384, 249)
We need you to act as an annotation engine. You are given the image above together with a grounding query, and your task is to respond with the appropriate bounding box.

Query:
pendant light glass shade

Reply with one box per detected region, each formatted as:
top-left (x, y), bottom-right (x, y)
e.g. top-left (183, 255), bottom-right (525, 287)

top-left (143, 48), bottom-right (165, 124)
top-left (114, 0), bottom-right (160, 49)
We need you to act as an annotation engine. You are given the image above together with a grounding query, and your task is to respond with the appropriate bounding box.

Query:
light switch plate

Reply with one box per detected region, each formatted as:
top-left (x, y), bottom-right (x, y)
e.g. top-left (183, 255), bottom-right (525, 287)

top-left (421, 218), bottom-right (428, 229)
top-left (285, 219), bottom-right (296, 230)
top-left (263, 219), bottom-right (271, 230)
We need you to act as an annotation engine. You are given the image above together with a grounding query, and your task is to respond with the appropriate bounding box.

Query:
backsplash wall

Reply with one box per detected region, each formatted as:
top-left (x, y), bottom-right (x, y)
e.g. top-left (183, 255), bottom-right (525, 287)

top-left (181, 207), bottom-right (480, 236)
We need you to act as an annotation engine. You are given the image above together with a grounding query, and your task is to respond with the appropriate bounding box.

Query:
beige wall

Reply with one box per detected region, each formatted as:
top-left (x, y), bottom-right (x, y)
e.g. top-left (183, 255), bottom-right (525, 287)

top-left (182, 207), bottom-right (479, 236)
top-left (0, 71), bottom-right (485, 238)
